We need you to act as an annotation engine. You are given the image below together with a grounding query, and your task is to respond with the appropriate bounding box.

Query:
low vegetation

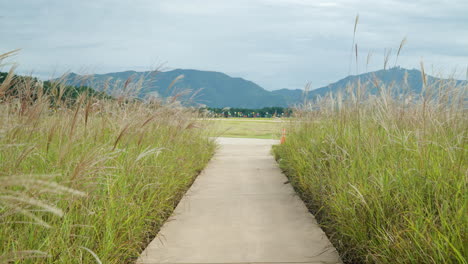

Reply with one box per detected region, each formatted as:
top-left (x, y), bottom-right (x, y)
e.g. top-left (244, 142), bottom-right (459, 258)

top-left (203, 107), bottom-right (292, 118)
top-left (274, 73), bottom-right (467, 263)
top-left (0, 52), bottom-right (215, 263)
top-left (0, 72), bottom-right (110, 102)
top-left (207, 118), bottom-right (284, 139)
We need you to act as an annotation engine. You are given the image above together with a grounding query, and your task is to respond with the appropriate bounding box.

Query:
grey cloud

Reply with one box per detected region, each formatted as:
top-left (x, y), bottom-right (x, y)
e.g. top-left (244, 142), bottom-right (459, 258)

top-left (0, 0), bottom-right (467, 90)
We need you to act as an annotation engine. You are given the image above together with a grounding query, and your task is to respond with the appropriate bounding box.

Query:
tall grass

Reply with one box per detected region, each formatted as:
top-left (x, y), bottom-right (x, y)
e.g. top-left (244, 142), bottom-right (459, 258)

top-left (274, 73), bottom-right (467, 263)
top-left (0, 52), bottom-right (215, 263)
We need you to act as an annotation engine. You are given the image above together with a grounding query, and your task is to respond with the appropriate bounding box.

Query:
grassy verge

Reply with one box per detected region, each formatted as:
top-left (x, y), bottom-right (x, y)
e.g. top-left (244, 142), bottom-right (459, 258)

top-left (273, 78), bottom-right (467, 263)
top-left (0, 59), bottom-right (215, 262)
top-left (206, 119), bottom-right (284, 139)
top-left (208, 117), bottom-right (278, 121)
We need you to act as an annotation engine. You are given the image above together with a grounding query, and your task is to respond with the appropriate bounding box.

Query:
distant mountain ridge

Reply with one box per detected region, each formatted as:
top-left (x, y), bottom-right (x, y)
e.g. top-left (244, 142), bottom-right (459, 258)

top-left (60, 69), bottom-right (286, 108)
top-left (58, 67), bottom-right (465, 108)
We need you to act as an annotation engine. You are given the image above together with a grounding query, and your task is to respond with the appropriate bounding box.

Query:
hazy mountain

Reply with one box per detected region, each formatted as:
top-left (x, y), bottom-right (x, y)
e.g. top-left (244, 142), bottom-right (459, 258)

top-left (59, 67), bottom-right (464, 108)
top-left (277, 67), bottom-right (465, 102)
top-left (271, 88), bottom-right (304, 105)
top-left (311, 67), bottom-right (433, 98)
top-left (60, 69), bottom-right (287, 108)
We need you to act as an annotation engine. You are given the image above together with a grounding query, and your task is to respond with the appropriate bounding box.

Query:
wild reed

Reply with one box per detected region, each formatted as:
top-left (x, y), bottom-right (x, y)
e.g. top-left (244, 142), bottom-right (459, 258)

top-left (274, 70), bottom-right (467, 263)
top-left (0, 52), bottom-right (215, 263)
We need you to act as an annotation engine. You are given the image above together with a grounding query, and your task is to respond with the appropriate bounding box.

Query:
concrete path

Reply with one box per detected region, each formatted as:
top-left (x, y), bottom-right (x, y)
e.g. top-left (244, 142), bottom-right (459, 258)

top-left (138, 137), bottom-right (341, 264)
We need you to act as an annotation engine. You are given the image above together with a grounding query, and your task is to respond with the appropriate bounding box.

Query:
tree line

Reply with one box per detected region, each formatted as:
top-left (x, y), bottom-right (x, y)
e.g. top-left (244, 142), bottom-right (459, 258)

top-left (1, 73), bottom-right (292, 115)
top-left (203, 106), bottom-right (292, 118)
top-left (0, 72), bottom-right (110, 103)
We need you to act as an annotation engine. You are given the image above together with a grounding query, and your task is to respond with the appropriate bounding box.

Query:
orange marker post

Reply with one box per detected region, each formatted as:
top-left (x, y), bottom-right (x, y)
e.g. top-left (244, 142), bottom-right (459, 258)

top-left (280, 128), bottom-right (286, 144)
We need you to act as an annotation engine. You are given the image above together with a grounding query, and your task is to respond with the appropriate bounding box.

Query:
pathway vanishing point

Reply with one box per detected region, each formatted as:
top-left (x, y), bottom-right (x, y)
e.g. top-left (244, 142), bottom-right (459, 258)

top-left (138, 137), bottom-right (342, 264)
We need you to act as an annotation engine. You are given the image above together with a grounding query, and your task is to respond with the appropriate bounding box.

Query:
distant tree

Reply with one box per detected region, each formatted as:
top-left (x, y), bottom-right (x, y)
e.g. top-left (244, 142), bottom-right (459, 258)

top-left (203, 106), bottom-right (292, 118)
top-left (0, 72), bottom-right (111, 105)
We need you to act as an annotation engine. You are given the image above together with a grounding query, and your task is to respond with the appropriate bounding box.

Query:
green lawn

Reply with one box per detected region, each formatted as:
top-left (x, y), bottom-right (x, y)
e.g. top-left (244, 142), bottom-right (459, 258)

top-left (210, 117), bottom-right (277, 121)
top-left (205, 119), bottom-right (286, 139)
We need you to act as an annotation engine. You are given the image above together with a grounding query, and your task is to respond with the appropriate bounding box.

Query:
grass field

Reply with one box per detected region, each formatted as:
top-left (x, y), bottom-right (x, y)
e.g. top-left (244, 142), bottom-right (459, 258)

top-left (273, 78), bottom-right (467, 263)
top-left (2, 47), bottom-right (467, 264)
top-left (0, 54), bottom-right (215, 263)
top-left (205, 118), bottom-right (285, 139)
top-left (209, 117), bottom-right (278, 121)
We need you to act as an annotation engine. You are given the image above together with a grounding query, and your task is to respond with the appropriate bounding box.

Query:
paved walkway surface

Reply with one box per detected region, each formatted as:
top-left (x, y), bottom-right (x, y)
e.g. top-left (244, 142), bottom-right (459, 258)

top-left (138, 137), bottom-right (342, 264)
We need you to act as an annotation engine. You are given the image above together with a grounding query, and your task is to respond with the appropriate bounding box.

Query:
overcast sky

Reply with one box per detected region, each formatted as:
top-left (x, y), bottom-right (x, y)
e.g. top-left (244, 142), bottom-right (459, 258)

top-left (1, 0), bottom-right (467, 90)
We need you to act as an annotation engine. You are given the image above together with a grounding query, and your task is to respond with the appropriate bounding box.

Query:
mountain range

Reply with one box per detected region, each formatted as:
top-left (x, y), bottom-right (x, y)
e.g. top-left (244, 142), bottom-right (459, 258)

top-left (59, 67), bottom-right (464, 108)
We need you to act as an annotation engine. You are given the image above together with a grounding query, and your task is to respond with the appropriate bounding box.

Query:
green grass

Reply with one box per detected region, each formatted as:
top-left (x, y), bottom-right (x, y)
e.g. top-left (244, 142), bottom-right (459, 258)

top-left (0, 64), bottom-right (215, 263)
top-left (273, 80), bottom-right (467, 263)
top-left (210, 117), bottom-right (277, 121)
top-left (205, 119), bottom-right (285, 139)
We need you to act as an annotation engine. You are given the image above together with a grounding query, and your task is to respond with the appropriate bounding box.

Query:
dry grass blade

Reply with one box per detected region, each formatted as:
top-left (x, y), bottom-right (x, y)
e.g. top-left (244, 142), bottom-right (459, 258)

top-left (84, 98), bottom-right (94, 129)
top-left (353, 14), bottom-right (359, 36)
top-left (0, 49), bottom-right (20, 61)
top-left (395, 37), bottom-right (407, 66)
top-left (188, 88), bottom-right (204, 104)
top-left (79, 247), bottom-right (102, 264)
top-left (170, 90), bottom-right (191, 104)
top-left (384, 48), bottom-right (392, 70)
top-left (1, 175), bottom-right (86, 196)
top-left (141, 115), bottom-right (156, 128)
top-left (348, 13), bottom-right (360, 74)
top-left (303, 82), bottom-right (311, 105)
top-left (0, 65), bottom-right (17, 97)
top-left (124, 76), bottom-right (134, 90)
top-left (0, 250), bottom-right (49, 263)
top-left (69, 92), bottom-right (87, 137)
top-left (136, 147), bottom-right (164, 162)
top-left (355, 43), bottom-right (359, 73)
top-left (71, 148), bottom-right (117, 180)
top-left (420, 60), bottom-right (427, 89)
top-left (0, 194), bottom-right (64, 217)
top-left (113, 123), bottom-right (131, 150)
top-left (366, 50), bottom-right (373, 72)
top-left (4, 206), bottom-right (52, 228)
top-left (166, 74), bottom-right (184, 92)
top-left (14, 145), bottom-right (36, 168)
